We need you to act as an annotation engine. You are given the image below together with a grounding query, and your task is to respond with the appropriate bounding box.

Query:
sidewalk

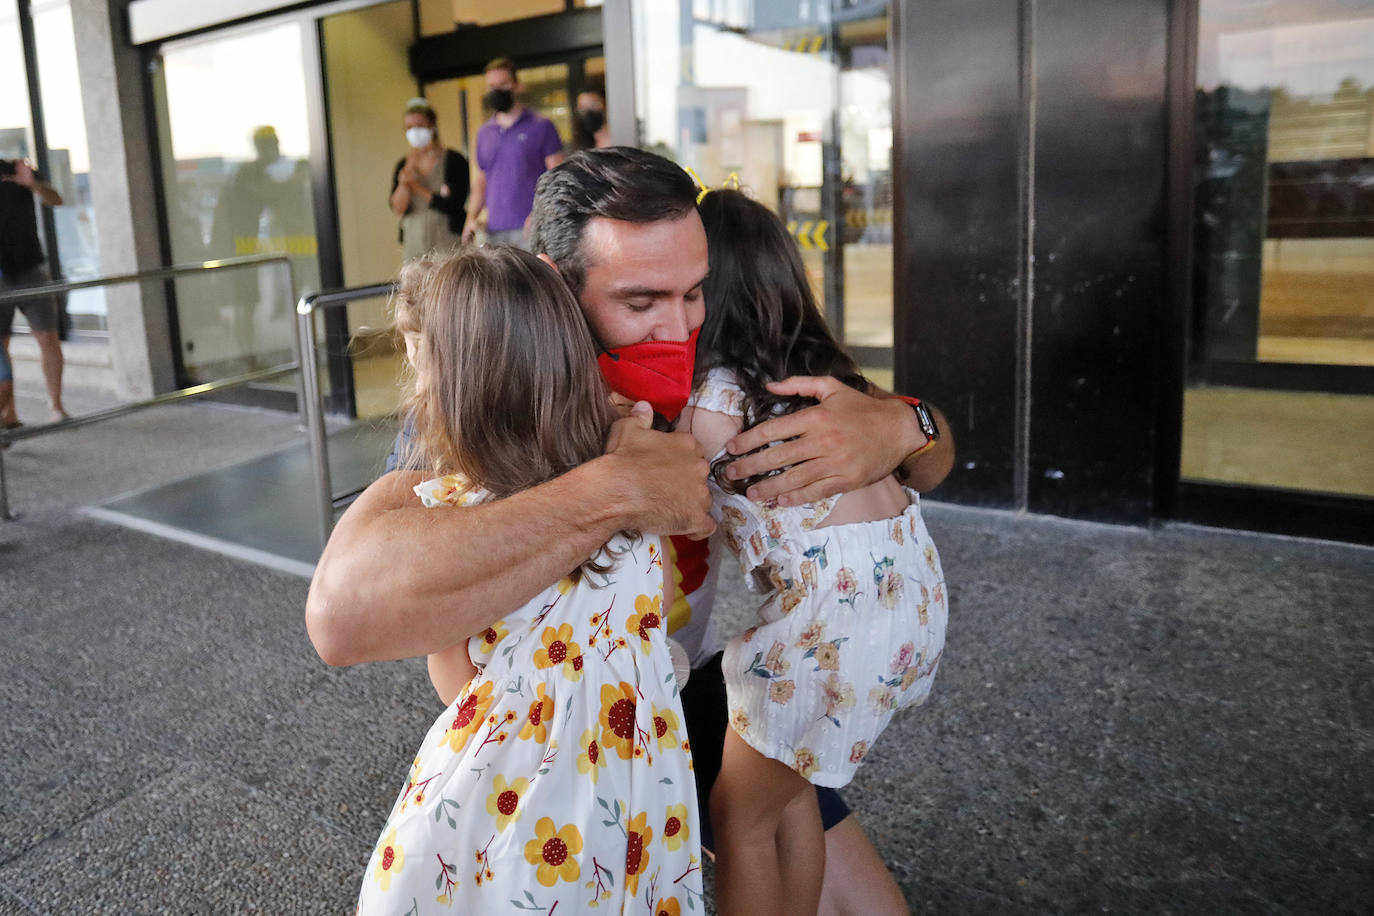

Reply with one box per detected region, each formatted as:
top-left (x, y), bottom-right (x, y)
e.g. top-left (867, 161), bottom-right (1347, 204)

top-left (1, 382), bottom-right (1370, 913)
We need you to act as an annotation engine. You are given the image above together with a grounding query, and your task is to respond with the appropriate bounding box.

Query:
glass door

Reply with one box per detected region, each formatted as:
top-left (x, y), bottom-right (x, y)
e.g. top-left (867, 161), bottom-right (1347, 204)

top-left (1183, 0), bottom-right (1374, 509)
top-left (151, 19), bottom-right (322, 390)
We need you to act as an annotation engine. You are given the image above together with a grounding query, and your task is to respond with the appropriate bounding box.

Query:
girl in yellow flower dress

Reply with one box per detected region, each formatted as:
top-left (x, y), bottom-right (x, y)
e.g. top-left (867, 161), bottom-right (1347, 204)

top-left (679, 190), bottom-right (948, 916)
top-left (356, 247), bottom-right (701, 915)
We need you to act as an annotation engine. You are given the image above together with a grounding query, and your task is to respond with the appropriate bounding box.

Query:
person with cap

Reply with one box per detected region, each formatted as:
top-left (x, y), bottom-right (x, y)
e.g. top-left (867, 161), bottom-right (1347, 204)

top-left (391, 98), bottom-right (470, 262)
top-left (461, 57), bottom-right (564, 249)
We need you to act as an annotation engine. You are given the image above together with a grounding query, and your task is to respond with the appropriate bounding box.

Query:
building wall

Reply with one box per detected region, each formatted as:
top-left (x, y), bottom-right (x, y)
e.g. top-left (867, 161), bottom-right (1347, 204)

top-left (895, 0), bottom-right (1171, 525)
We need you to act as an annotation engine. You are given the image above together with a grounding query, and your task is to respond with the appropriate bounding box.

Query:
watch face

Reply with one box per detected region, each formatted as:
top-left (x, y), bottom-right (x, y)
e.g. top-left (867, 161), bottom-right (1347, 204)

top-left (914, 402), bottom-right (939, 440)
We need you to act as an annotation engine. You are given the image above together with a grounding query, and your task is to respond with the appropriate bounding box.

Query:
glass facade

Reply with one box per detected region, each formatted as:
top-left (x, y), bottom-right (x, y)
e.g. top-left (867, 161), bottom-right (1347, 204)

top-left (152, 19), bottom-right (321, 383)
top-left (1184, 0), bottom-right (1374, 498)
top-left (2, 0), bottom-right (104, 332)
top-left (32, 0), bottom-right (104, 331)
top-left (631, 0), bottom-right (894, 386)
top-left (0, 1), bottom-right (33, 162)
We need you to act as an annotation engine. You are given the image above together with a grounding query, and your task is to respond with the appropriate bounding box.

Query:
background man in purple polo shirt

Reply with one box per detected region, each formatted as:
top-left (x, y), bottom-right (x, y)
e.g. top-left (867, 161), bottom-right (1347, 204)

top-left (461, 57), bottom-right (565, 249)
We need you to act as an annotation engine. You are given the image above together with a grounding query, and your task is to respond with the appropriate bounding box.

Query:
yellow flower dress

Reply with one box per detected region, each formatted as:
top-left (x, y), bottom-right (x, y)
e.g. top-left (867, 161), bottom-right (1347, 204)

top-left (356, 476), bottom-right (702, 915)
top-left (691, 369), bottom-right (949, 788)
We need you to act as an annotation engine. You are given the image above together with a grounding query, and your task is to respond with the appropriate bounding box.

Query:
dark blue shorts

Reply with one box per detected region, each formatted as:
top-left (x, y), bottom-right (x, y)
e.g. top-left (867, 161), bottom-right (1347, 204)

top-left (679, 651), bottom-right (851, 852)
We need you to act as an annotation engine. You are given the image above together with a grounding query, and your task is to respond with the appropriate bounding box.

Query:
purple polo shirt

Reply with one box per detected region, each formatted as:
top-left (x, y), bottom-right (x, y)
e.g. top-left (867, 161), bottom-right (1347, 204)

top-left (475, 108), bottom-right (563, 233)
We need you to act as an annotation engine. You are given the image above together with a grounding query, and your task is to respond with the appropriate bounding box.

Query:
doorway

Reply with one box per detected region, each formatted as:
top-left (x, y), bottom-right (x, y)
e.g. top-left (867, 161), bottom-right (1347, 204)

top-left (321, 2), bottom-right (606, 422)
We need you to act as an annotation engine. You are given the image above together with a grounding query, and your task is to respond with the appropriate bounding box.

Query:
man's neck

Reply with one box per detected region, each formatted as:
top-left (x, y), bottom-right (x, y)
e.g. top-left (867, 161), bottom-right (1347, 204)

top-left (495, 104), bottom-right (526, 128)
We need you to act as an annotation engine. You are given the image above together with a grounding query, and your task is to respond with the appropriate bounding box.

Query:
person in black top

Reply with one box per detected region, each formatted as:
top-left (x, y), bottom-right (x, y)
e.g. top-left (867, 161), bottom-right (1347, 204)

top-left (390, 98), bottom-right (470, 263)
top-left (0, 157), bottom-right (66, 427)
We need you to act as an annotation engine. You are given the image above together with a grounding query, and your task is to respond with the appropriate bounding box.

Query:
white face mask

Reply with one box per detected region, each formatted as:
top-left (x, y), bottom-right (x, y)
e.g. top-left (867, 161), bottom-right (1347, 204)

top-left (406, 126), bottom-right (434, 149)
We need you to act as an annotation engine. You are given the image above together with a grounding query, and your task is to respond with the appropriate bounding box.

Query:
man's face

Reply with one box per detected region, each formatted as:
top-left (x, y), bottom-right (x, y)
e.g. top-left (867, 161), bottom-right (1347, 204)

top-left (576, 212), bottom-right (709, 349)
top-left (575, 91), bottom-right (605, 116)
top-left (484, 68), bottom-right (517, 94)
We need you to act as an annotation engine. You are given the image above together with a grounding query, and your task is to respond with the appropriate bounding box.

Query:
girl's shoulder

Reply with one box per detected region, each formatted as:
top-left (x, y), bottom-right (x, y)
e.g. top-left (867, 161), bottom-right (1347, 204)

top-left (689, 367), bottom-right (747, 418)
top-left (414, 473), bottom-right (492, 508)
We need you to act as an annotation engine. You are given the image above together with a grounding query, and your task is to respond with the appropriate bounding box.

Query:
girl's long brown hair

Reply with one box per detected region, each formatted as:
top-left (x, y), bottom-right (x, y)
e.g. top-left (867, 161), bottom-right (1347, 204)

top-left (694, 189), bottom-right (869, 493)
top-left (399, 246), bottom-right (617, 501)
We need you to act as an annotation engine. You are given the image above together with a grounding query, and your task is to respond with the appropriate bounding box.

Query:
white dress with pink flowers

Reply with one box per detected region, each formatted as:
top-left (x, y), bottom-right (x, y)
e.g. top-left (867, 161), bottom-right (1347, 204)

top-left (689, 369), bottom-right (948, 788)
top-left (355, 475), bottom-right (702, 915)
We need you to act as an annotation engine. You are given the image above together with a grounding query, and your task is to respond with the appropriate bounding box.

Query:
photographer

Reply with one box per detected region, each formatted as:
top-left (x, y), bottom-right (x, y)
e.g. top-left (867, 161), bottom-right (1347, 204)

top-left (0, 157), bottom-right (67, 427)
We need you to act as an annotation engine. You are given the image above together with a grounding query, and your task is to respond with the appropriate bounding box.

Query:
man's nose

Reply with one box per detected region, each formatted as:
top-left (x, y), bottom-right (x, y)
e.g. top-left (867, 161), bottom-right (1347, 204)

top-left (653, 302), bottom-right (692, 342)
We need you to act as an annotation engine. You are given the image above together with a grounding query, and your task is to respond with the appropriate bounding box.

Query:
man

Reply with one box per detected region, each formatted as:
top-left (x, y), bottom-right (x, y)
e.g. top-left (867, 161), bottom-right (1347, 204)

top-left (461, 57), bottom-right (565, 249)
top-left (0, 157), bottom-right (67, 427)
top-left (308, 148), bottom-right (951, 914)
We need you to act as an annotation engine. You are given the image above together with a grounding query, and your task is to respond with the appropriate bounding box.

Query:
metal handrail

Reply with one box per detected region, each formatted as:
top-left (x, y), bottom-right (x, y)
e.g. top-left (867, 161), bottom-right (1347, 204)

top-left (0, 254), bottom-right (292, 302)
top-left (0, 255), bottom-right (295, 520)
top-left (296, 282), bottom-right (396, 547)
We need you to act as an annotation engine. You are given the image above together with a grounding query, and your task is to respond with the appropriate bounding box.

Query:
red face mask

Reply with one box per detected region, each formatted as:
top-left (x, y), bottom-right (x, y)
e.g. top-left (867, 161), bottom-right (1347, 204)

top-left (596, 327), bottom-right (699, 422)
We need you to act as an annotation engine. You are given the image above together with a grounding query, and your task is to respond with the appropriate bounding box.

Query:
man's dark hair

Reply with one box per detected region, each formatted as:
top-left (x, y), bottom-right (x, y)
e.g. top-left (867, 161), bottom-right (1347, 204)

top-left (529, 146), bottom-right (698, 298)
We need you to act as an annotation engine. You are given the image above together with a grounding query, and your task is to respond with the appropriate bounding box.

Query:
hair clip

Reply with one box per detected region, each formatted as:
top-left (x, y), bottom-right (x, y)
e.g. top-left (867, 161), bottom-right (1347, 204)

top-left (683, 166), bottom-right (710, 205)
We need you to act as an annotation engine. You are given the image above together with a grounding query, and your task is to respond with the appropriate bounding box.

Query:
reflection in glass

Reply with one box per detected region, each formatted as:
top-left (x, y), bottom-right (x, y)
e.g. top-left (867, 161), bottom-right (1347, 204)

top-left (631, 1), bottom-right (894, 385)
top-left (1183, 0), bottom-right (1374, 498)
top-left (1194, 4), bottom-right (1374, 368)
top-left (0, 0), bottom-right (34, 167)
top-left (155, 21), bottom-right (321, 383)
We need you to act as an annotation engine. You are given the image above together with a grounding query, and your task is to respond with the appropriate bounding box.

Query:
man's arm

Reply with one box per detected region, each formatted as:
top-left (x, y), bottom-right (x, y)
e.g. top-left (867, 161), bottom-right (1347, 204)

top-left (720, 376), bottom-right (955, 507)
top-left (389, 160), bottom-right (411, 216)
top-left (461, 169), bottom-right (487, 244)
top-left (305, 404), bottom-right (714, 667)
top-left (4, 160), bottom-right (62, 207)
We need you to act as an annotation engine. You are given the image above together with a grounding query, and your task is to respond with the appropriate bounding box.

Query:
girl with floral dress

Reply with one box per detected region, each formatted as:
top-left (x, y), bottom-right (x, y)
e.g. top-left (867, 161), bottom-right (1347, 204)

top-left (679, 190), bottom-right (948, 916)
top-left (356, 246), bottom-right (701, 915)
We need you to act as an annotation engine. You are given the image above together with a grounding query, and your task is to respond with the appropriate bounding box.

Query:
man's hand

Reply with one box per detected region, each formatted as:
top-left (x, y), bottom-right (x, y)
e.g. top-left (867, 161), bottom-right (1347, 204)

top-left (603, 401), bottom-right (714, 539)
top-left (607, 391), bottom-right (637, 418)
top-left (722, 376), bottom-right (950, 506)
top-left (461, 218), bottom-right (478, 244)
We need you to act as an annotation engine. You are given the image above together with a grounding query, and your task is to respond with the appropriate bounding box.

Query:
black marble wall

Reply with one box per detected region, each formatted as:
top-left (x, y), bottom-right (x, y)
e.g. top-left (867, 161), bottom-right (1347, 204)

top-left (892, 1), bottom-right (1026, 510)
top-left (894, 0), bottom-right (1171, 524)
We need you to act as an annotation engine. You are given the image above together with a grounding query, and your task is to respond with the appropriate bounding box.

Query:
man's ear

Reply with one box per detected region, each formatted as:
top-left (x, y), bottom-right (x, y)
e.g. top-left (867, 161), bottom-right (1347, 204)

top-left (537, 252), bottom-right (561, 275)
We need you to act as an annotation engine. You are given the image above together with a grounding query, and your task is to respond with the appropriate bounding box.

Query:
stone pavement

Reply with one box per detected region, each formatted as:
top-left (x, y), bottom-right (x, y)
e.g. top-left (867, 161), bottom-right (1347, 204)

top-left (1, 387), bottom-right (1371, 914)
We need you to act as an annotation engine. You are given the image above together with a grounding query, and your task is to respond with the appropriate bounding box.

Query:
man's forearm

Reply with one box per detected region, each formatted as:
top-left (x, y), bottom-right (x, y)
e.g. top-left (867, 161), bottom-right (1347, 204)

top-left (897, 403), bottom-right (954, 493)
top-left (306, 460), bottom-right (634, 667)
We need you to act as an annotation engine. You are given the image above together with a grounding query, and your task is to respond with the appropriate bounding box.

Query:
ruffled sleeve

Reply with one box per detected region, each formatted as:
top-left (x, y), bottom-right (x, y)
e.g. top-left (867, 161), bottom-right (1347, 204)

top-left (414, 473), bottom-right (492, 508)
top-left (688, 368), bottom-right (747, 419)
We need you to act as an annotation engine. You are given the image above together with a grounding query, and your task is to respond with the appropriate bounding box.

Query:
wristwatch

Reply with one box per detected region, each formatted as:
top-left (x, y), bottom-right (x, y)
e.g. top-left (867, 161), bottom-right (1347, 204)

top-left (893, 395), bottom-right (940, 457)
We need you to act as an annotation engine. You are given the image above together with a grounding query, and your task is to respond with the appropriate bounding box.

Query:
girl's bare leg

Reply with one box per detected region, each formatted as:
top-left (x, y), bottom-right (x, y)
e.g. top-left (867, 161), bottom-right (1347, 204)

top-left (710, 727), bottom-right (823, 916)
top-left (776, 781), bottom-right (825, 911)
top-left (818, 814), bottom-right (908, 916)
